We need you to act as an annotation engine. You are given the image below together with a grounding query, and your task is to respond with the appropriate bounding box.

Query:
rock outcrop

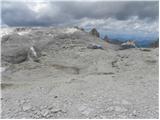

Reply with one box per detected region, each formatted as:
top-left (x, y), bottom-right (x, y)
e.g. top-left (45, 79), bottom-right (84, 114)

top-left (150, 39), bottom-right (159, 48)
top-left (1, 34), bottom-right (30, 64)
top-left (1, 27), bottom-right (104, 64)
top-left (1, 33), bottom-right (42, 64)
top-left (74, 26), bottom-right (85, 31)
top-left (120, 40), bottom-right (137, 50)
top-left (89, 28), bottom-right (100, 37)
top-left (14, 27), bottom-right (26, 32)
top-left (103, 35), bottom-right (110, 42)
top-left (28, 46), bottom-right (41, 62)
top-left (87, 44), bottom-right (103, 50)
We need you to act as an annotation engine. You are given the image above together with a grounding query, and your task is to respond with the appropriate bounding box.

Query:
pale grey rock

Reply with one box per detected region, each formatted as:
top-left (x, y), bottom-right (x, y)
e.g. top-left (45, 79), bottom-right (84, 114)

top-left (112, 100), bottom-right (121, 105)
top-left (22, 104), bottom-right (32, 112)
top-left (40, 109), bottom-right (49, 117)
top-left (121, 99), bottom-right (131, 105)
top-left (78, 105), bottom-right (87, 112)
top-left (81, 108), bottom-right (93, 116)
top-left (114, 106), bottom-right (127, 112)
top-left (1, 27), bottom-right (158, 119)
top-left (28, 46), bottom-right (41, 62)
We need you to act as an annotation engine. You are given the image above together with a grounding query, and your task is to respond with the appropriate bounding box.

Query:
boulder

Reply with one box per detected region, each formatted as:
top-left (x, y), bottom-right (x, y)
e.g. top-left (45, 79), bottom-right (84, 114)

top-left (1, 34), bottom-right (30, 64)
top-left (150, 39), bottom-right (159, 48)
top-left (103, 35), bottom-right (110, 42)
top-left (89, 28), bottom-right (100, 37)
top-left (87, 44), bottom-right (103, 50)
top-left (2, 47), bottom-right (28, 64)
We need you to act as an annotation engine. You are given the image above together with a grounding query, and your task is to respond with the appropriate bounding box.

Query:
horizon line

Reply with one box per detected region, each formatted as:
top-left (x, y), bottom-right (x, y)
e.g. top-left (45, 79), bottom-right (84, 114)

top-left (1, 0), bottom-right (159, 2)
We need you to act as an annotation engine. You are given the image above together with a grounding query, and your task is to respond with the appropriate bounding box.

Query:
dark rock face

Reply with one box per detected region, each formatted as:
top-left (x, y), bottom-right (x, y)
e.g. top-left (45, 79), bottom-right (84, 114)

top-left (14, 27), bottom-right (26, 32)
top-left (74, 26), bottom-right (85, 31)
top-left (150, 39), bottom-right (159, 48)
top-left (80, 28), bottom-right (84, 31)
top-left (103, 35), bottom-right (109, 42)
top-left (89, 28), bottom-right (100, 37)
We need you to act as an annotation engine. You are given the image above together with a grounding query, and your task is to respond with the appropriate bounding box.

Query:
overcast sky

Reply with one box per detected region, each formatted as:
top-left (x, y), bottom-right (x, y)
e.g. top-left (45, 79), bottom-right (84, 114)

top-left (1, 0), bottom-right (159, 36)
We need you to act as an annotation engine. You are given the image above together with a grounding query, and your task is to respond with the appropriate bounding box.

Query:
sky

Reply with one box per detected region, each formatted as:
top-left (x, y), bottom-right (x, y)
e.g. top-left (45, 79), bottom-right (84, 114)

top-left (1, 0), bottom-right (159, 45)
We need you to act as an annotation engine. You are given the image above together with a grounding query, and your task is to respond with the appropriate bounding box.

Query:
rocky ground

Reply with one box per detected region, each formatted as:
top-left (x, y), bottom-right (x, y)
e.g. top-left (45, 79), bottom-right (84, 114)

top-left (1, 27), bottom-right (159, 118)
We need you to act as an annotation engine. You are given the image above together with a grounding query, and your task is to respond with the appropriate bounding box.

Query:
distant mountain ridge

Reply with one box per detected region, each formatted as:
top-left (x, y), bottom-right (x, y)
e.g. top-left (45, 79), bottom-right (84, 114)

top-left (102, 34), bottom-right (159, 48)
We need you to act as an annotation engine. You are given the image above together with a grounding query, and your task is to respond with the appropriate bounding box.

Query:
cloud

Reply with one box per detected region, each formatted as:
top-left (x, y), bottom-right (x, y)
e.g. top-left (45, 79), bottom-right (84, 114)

top-left (1, 2), bottom-right (38, 26)
top-left (76, 17), bottom-right (159, 34)
top-left (55, 1), bottom-right (158, 20)
top-left (1, 0), bottom-right (159, 37)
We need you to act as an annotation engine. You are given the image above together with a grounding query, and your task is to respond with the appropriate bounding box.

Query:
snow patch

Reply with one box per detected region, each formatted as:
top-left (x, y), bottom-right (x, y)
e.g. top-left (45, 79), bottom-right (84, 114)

top-left (64, 28), bottom-right (78, 34)
top-left (0, 28), bottom-right (14, 37)
top-left (30, 46), bottom-right (37, 57)
top-left (0, 28), bottom-right (30, 37)
top-left (0, 67), bottom-right (6, 73)
top-left (17, 31), bottom-right (30, 36)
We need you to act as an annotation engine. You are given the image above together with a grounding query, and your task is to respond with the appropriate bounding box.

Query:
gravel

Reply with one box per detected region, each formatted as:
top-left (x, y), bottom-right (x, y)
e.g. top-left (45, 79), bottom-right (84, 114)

top-left (1, 27), bottom-right (158, 119)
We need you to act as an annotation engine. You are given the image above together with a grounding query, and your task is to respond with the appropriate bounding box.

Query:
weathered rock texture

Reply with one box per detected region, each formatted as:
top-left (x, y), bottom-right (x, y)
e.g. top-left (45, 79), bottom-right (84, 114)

top-left (1, 27), bottom-right (158, 119)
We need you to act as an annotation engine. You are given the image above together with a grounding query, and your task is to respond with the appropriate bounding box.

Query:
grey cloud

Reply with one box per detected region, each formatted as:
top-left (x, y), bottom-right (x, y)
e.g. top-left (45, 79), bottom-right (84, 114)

top-left (1, 1), bottom-right (159, 26)
top-left (114, 2), bottom-right (158, 20)
top-left (1, 1), bottom-right (75, 26)
top-left (55, 1), bottom-right (158, 20)
top-left (1, 2), bottom-right (36, 26)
